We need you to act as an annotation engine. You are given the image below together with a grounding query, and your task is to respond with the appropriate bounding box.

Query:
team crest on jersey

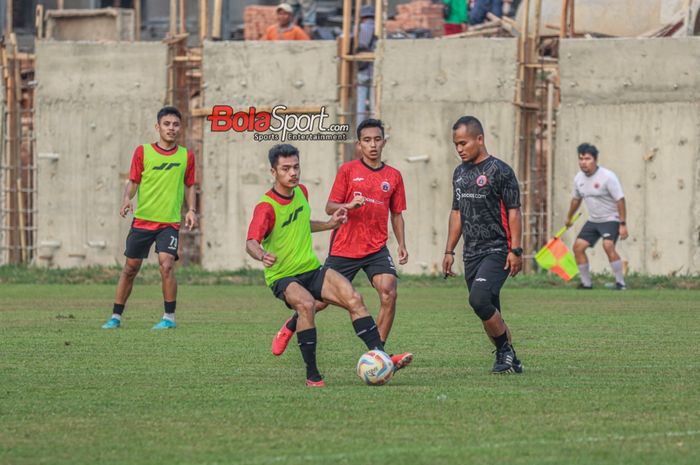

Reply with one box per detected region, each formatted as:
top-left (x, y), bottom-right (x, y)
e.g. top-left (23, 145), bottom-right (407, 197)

top-left (476, 175), bottom-right (488, 187)
top-left (594, 182), bottom-right (600, 189)
top-left (380, 181), bottom-right (390, 192)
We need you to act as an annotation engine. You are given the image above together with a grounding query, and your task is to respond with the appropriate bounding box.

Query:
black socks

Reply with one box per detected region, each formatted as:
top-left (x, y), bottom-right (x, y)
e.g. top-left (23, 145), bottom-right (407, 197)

top-left (352, 316), bottom-right (384, 352)
top-left (297, 328), bottom-right (321, 381)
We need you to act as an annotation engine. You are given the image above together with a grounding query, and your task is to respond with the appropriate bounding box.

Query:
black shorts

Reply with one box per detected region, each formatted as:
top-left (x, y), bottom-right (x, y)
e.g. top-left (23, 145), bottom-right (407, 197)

top-left (271, 267), bottom-right (328, 309)
top-left (464, 252), bottom-right (509, 296)
top-left (124, 225), bottom-right (179, 260)
top-left (577, 221), bottom-right (620, 247)
top-left (324, 246), bottom-right (397, 284)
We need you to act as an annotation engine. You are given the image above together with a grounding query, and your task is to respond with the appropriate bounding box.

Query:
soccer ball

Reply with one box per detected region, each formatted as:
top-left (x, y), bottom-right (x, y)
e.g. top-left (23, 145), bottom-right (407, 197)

top-left (356, 350), bottom-right (395, 385)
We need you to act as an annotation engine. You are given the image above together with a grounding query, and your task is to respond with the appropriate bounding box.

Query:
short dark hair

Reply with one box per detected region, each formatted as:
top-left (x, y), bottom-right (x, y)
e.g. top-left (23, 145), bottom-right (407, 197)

top-left (157, 106), bottom-right (182, 123)
top-left (268, 144), bottom-right (300, 167)
top-left (452, 116), bottom-right (484, 136)
top-left (356, 118), bottom-right (385, 140)
top-left (577, 143), bottom-right (599, 160)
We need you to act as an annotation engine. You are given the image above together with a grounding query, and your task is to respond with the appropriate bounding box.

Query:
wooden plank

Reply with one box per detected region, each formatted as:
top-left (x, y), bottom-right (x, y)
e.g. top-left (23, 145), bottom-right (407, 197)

top-left (173, 55), bottom-right (203, 62)
top-left (340, 53), bottom-right (375, 62)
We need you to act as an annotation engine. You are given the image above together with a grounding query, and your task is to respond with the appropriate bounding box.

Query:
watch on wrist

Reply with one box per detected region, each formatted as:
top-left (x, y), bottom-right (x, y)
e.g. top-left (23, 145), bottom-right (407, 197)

top-left (620, 221), bottom-right (626, 226)
top-left (511, 247), bottom-right (523, 257)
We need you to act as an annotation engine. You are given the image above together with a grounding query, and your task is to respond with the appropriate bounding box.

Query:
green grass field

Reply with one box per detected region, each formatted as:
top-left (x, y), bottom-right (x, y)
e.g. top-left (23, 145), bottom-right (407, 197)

top-left (1, 283), bottom-right (699, 465)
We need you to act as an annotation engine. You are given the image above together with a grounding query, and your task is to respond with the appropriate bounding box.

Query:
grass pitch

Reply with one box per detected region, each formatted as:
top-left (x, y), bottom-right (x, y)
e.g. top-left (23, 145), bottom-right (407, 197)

top-left (1, 283), bottom-right (698, 465)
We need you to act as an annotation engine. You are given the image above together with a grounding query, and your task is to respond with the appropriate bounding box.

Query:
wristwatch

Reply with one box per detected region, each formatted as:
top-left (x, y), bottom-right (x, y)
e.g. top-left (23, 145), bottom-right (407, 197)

top-left (620, 221), bottom-right (626, 226)
top-left (511, 247), bottom-right (523, 257)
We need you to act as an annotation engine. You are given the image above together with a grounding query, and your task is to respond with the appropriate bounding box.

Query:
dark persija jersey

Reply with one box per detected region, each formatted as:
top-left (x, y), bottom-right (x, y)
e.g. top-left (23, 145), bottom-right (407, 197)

top-left (451, 156), bottom-right (520, 260)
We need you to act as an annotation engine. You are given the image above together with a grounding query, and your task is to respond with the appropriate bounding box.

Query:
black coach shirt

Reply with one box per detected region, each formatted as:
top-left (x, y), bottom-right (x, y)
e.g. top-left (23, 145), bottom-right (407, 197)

top-left (451, 156), bottom-right (521, 260)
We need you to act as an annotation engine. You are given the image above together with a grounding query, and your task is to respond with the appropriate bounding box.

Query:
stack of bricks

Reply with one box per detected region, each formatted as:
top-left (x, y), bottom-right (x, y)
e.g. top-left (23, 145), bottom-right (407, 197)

top-left (386, 0), bottom-right (445, 37)
top-left (243, 5), bottom-right (278, 40)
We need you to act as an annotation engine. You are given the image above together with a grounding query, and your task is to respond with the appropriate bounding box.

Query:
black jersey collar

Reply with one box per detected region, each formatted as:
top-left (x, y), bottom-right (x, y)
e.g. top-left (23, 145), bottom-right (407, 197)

top-left (361, 159), bottom-right (385, 172)
top-left (271, 187), bottom-right (295, 200)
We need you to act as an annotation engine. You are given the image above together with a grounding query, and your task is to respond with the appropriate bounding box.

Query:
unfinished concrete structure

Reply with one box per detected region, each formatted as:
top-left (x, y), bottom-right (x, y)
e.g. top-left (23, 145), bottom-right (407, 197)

top-left (555, 38), bottom-right (700, 275)
top-left (201, 40), bottom-right (340, 271)
top-left (378, 38), bottom-right (518, 274)
top-left (30, 36), bottom-right (700, 275)
top-left (45, 8), bottom-right (135, 41)
top-left (35, 41), bottom-right (167, 267)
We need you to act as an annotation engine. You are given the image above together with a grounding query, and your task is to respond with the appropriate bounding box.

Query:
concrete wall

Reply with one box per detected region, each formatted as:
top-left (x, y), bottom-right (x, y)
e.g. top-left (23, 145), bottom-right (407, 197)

top-left (201, 41), bottom-right (341, 270)
top-left (556, 38), bottom-right (700, 275)
top-left (517, 0), bottom-right (692, 37)
top-left (35, 41), bottom-right (167, 267)
top-left (378, 38), bottom-right (518, 274)
top-left (46, 9), bottom-right (135, 42)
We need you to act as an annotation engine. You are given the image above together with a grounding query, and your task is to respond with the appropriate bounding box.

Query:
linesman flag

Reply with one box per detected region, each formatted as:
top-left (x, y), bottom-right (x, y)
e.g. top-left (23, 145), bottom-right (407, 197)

top-left (535, 213), bottom-right (581, 281)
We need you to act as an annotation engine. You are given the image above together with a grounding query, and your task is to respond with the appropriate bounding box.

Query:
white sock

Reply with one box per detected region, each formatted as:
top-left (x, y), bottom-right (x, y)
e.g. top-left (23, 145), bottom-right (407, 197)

top-left (610, 259), bottom-right (625, 285)
top-left (578, 263), bottom-right (592, 287)
top-left (163, 313), bottom-right (175, 322)
top-left (111, 313), bottom-right (122, 320)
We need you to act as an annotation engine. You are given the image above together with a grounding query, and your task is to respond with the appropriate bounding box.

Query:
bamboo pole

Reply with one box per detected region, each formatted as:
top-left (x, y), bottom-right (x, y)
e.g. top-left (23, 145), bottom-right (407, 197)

top-left (35, 5), bottom-right (44, 39)
top-left (352, 0), bottom-right (362, 54)
top-left (134, 0), bottom-right (141, 40)
top-left (560, 0), bottom-right (569, 38)
top-left (199, 0), bottom-right (208, 43)
top-left (17, 179), bottom-right (25, 263)
top-left (569, 0), bottom-right (575, 36)
top-left (212, 0), bottom-right (222, 39)
top-left (180, 0), bottom-right (187, 34)
top-left (375, 0), bottom-right (384, 39)
top-left (6, 0), bottom-right (12, 33)
top-left (546, 80), bottom-right (554, 238)
top-left (170, 0), bottom-right (177, 36)
top-left (57, 0), bottom-right (64, 10)
top-left (513, 0), bottom-right (530, 177)
top-left (339, 0), bottom-right (352, 131)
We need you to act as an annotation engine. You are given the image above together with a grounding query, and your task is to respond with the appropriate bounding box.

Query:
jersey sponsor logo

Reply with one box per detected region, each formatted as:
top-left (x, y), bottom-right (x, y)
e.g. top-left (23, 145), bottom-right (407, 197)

top-left (353, 191), bottom-right (384, 205)
top-left (475, 277), bottom-right (487, 282)
top-left (455, 188), bottom-right (486, 200)
top-left (476, 175), bottom-right (488, 187)
top-left (352, 177), bottom-right (365, 182)
top-left (153, 162), bottom-right (182, 171)
top-left (281, 206), bottom-right (304, 227)
top-left (381, 181), bottom-right (390, 192)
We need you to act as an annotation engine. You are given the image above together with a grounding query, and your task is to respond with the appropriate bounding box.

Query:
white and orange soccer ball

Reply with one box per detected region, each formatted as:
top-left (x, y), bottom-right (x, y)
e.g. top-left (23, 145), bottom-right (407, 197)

top-left (356, 350), bottom-right (395, 385)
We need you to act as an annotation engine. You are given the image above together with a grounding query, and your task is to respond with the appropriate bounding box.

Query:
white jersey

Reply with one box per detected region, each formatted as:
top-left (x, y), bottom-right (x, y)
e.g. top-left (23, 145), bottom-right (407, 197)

top-left (572, 166), bottom-right (624, 223)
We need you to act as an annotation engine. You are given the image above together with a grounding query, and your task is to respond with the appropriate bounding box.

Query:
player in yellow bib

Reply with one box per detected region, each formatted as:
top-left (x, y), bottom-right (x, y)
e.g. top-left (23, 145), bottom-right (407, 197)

top-left (246, 144), bottom-right (407, 387)
top-left (101, 106), bottom-right (197, 330)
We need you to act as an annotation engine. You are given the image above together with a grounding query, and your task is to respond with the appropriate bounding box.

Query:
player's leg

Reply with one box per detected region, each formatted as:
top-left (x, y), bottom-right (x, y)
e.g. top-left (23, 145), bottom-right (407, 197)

top-left (370, 273), bottom-right (397, 344)
top-left (320, 268), bottom-right (385, 352)
top-left (575, 221), bottom-right (602, 289)
top-left (369, 270), bottom-right (413, 370)
top-left (598, 221), bottom-right (625, 289)
top-left (272, 255), bottom-right (357, 355)
top-left (103, 226), bottom-right (152, 328)
top-left (272, 300), bottom-right (327, 356)
top-left (283, 282), bottom-right (325, 386)
top-left (152, 227), bottom-right (180, 329)
top-left (466, 254), bottom-right (517, 374)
